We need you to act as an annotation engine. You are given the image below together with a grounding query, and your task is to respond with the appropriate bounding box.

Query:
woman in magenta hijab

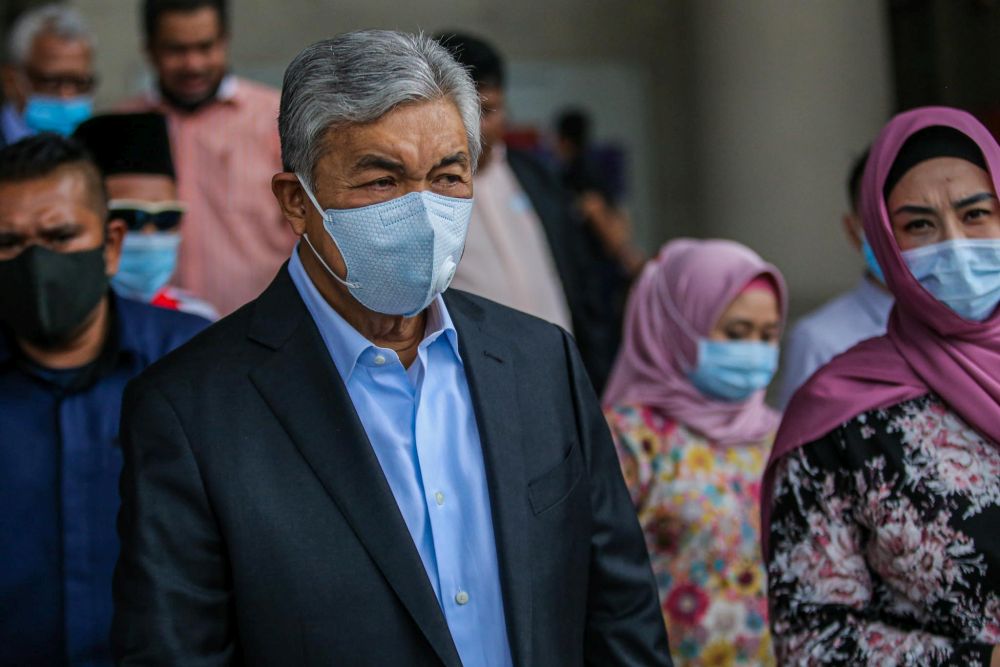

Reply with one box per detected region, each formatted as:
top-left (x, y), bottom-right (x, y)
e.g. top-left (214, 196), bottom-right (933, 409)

top-left (603, 238), bottom-right (787, 666)
top-left (763, 107), bottom-right (1000, 666)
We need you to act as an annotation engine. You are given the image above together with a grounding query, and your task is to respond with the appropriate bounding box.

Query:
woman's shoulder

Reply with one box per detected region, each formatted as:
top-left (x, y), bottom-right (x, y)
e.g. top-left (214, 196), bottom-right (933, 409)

top-left (604, 403), bottom-right (773, 449)
top-left (604, 403), bottom-right (684, 454)
top-left (832, 393), bottom-right (947, 436)
top-left (799, 393), bottom-right (990, 470)
top-left (605, 403), bottom-right (676, 433)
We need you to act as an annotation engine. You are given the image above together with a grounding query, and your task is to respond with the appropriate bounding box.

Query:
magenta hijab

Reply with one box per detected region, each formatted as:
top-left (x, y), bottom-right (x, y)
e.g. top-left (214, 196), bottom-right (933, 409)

top-left (602, 238), bottom-right (787, 446)
top-left (761, 107), bottom-right (1000, 558)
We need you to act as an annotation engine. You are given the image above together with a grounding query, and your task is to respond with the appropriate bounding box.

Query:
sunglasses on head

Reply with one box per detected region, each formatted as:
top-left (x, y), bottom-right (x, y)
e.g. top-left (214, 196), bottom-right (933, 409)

top-left (108, 200), bottom-right (186, 232)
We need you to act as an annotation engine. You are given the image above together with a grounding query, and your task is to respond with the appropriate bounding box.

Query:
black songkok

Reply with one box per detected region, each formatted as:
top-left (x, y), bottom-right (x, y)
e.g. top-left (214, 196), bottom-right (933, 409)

top-left (884, 125), bottom-right (987, 197)
top-left (73, 113), bottom-right (175, 179)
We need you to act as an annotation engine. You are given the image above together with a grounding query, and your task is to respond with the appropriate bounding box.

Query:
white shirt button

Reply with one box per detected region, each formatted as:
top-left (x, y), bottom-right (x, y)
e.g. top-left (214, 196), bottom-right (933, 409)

top-left (434, 491), bottom-right (445, 506)
top-left (455, 591), bottom-right (470, 605)
top-left (373, 354), bottom-right (386, 366)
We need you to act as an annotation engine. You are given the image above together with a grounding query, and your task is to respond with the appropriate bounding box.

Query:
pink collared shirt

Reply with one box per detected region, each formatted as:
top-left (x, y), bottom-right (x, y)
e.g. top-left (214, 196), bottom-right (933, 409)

top-left (118, 76), bottom-right (295, 316)
top-left (450, 145), bottom-right (573, 332)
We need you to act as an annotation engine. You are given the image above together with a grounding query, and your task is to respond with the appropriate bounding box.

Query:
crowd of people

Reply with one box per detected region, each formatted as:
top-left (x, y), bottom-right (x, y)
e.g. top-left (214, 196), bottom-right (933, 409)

top-left (0, 1), bottom-right (998, 666)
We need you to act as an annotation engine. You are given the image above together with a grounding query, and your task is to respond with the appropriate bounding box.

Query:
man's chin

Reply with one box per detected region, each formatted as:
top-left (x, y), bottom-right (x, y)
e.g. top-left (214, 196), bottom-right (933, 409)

top-left (161, 79), bottom-right (223, 112)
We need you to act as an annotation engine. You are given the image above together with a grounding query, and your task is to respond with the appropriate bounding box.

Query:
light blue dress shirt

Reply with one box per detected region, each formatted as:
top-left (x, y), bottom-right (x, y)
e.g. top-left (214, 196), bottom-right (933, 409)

top-left (778, 276), bottom-right (894, 408)
top-left (288, 248), bottom-right (513, 667)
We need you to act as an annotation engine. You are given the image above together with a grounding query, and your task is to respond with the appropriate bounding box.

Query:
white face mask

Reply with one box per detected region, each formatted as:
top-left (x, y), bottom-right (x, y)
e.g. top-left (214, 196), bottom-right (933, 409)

top-left (298, 176), bottom-right (473, 317)
top-left (902, 238), bottom-right (1000, 321)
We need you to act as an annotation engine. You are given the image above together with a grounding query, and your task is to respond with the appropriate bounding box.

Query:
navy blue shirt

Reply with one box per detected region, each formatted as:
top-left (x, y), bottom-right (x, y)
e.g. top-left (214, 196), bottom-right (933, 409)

top-left (0, 293), bottom-right (208, 666)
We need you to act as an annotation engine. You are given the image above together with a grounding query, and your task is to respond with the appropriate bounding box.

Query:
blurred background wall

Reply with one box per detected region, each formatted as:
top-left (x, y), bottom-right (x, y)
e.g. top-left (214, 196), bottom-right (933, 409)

top-left (7, 0), bottom-right (998, 319)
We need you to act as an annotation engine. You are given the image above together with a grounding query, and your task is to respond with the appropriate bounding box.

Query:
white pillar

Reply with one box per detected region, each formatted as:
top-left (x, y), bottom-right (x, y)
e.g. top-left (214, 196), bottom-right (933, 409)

top-left (689, 0), bottom-right (893, 313)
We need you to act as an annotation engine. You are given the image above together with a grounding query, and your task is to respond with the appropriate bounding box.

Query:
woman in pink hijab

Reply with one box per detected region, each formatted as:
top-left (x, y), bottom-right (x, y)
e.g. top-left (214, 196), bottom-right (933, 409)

top-left (603, 238), bottom-right (787, 667)
top-left (763, 107), bottom-right (1000, 666)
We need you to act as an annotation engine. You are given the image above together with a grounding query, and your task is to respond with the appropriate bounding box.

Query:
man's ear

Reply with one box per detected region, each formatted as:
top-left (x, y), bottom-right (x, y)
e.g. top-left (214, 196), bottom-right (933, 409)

top-left (272, 172), bottom-right (309, 236)
top-left (841, 212), bottom-right (863, 253)
top-left (103, 219), bottom-right (127, 276)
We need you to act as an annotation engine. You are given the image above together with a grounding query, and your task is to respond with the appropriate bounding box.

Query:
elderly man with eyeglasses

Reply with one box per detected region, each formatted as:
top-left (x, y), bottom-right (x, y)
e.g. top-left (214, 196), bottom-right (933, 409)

top-left (0, 4), bottom-right (96, 145)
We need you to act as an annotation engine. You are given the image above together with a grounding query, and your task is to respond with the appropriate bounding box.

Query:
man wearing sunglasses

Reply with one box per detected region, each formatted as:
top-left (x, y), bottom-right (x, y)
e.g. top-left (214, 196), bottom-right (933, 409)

top-left (74, 112), bottom-right (218, 320)
top-left (1, 4), bottom-right (96, 146)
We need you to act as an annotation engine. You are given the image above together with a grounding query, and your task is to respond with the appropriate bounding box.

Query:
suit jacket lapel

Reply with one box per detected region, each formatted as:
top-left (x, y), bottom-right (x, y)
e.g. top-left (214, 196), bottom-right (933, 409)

top-left (447, 292), bottom-right (534, 667)
top-left (247, 268), bottom-right (462, 667)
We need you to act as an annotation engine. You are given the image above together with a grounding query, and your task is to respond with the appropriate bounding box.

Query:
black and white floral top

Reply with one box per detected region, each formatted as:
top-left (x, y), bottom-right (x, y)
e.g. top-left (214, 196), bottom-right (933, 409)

top-left (767, 394), bottom-right (1000, 666)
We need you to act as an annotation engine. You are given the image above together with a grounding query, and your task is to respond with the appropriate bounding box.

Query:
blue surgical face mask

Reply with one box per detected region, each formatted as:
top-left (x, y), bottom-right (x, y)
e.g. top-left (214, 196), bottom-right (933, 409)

top-left (111, 232), bottom-right (181, 302)
top-left (688, 339), bottom-right (779, 402)
top-left (297, 176), bottom-right (473, 317)
top-left (659, 278), bottom-right (781, 402)
top-left (861, 236), bottom-right (886, 285)
top-left (23, 95), bottom-right (93, 135)
top-left (902, 238), bottom-right (1000, 321)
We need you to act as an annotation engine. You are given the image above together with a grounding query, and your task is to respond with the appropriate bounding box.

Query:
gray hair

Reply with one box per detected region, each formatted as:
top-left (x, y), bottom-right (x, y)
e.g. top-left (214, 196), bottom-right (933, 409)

top-left (7, 4), bottom-right (93, 65)
top-left (279, 30), bottom-right (482, 188)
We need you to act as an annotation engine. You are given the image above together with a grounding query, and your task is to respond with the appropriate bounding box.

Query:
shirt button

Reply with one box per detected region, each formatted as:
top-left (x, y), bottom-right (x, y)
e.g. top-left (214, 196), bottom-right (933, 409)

top-left (455, 591), bottom-right (470, 605)
top-left (373, 354), bottom-right (386, 366)
top-left (434, 491), bottom-right (445, 506)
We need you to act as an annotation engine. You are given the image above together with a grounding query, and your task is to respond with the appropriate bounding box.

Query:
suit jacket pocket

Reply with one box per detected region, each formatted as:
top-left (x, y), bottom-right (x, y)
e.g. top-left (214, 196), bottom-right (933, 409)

top-left (528, 442), bottom-right (583, 515)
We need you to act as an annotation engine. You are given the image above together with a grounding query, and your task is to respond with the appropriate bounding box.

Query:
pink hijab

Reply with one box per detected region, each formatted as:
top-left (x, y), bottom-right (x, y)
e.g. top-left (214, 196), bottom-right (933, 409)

top-left (602, 238), bottom-right (787, 446)
top-left (761, 107), bottom-right (1000, 557)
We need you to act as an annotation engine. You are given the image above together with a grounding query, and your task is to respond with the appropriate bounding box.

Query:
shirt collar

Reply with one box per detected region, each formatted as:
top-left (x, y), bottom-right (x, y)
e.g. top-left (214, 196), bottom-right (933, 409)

top-left (480, 141), bottom-right (509, 175)
top-left (287, 244), bottom-right (461, 381)
top-left (0, 291), bottom-right (135, 387)
top-left (112, 291), bottom-right (154, 359)
top-left (854, 275), bottom-right (895, 326)
top-left (215, 74), bottom-right (239, 102)
top-left (1, 103), bottom-right (33, 144)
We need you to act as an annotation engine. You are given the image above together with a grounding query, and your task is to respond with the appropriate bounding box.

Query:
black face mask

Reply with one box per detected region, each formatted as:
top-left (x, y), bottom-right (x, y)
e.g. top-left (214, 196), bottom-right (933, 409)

top-left (0, 245), bottom-right (108, 347)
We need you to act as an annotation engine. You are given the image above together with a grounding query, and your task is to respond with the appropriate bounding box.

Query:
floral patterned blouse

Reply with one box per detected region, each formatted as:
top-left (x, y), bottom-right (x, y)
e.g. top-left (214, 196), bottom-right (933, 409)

top-left (605, 403), bottom-right (776, 667)
top-left (767, 394), bottom-right (1000, 666)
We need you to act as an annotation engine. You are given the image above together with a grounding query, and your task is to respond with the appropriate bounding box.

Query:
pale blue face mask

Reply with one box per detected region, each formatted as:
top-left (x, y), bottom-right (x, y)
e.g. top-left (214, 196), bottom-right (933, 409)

top-left (902, 238), bottom-right (1000, 321)
top-left (660, 282), bottom-right (780, 402)
top-left (688, 339), bottom-right (779, 402)
top-left (111, 232), bottom-right (181, 302)
top-left (298, 176), bottom-right (473, 317)
top-left (23, 95), bottom-right (93, 135)
top-left (861, 236), bottom-right (886, 285)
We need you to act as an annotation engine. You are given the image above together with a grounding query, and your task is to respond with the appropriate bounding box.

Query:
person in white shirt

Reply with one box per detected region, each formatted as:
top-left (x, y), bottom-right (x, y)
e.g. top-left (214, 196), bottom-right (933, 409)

top-left (777, 150), bottom-right (894, 408)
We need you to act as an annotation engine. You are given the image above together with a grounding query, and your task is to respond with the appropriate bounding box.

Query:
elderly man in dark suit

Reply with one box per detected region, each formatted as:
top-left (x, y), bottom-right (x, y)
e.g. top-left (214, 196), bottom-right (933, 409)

top-left (112, 29), bottom-right (670, 667)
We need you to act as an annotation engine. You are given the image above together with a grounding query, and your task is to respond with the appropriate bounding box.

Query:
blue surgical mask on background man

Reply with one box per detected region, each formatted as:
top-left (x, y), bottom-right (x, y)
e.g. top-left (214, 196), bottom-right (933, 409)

top-left (23, 95), bottom-right (93, 135)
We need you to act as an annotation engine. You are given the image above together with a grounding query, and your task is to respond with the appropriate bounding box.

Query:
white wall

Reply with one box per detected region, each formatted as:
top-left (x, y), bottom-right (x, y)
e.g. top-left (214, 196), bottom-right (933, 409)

top-left (505, 60), bottom-right (654, 248)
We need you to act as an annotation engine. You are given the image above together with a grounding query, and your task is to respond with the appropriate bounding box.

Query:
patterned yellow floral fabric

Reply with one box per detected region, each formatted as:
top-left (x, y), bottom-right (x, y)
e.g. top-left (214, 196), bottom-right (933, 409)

top-left (605, 403), bottom-right (775, 667)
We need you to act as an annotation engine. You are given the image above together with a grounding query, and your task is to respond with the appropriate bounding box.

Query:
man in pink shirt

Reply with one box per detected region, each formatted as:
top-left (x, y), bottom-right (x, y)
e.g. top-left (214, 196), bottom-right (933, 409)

top-left (119, 0), bottom-right (294, 316)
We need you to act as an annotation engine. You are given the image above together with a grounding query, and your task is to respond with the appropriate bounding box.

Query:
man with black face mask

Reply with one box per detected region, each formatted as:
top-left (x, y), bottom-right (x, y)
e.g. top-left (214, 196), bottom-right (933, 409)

top-left (0, 134), bottom-right (208, 665)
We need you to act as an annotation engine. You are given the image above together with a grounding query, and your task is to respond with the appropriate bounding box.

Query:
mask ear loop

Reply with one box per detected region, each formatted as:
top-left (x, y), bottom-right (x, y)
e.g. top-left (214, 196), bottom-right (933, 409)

top-left (296, 174), bottom-right (361, 290)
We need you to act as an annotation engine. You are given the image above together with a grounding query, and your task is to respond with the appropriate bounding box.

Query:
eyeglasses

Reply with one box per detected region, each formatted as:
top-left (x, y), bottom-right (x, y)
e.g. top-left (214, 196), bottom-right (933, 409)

top-left (108, 200), bottom-right (186, 232)
top-left (24, 67), bottom-right (98, 96)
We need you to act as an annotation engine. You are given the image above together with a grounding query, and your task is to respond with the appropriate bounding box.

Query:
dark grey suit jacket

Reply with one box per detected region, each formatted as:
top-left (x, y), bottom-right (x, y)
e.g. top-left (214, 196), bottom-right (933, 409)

top-left (112, 266), bottom-right (670, 666)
